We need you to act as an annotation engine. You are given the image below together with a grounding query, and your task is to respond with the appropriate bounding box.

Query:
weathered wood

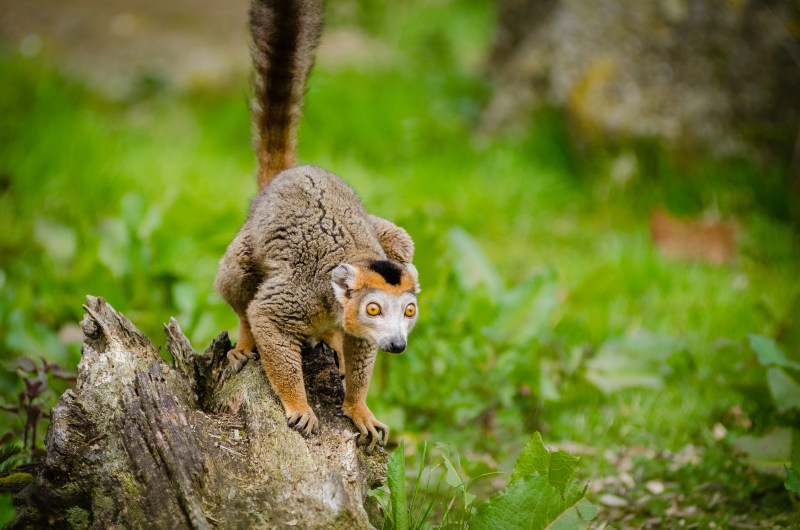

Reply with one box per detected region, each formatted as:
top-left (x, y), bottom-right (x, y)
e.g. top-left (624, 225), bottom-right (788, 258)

top-left (10, 296), bottom-right (388, 529)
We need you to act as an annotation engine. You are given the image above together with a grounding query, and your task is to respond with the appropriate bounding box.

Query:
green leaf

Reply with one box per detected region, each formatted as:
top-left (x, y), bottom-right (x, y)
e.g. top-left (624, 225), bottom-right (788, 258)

top-left (513, 434), bottom-right (581, 496)
top-left (387, 441), bottom-right (409, 530)
top-left (34, 218), bottom-right (76, 263)
top-left (767, 367), bottom-right (800, 414)
top-left (470, 472), bottom-right (593, 530)
top-left (575, 499), bottom-right (598, 521)
top-left (172, 282), bottom-right (198, 320)
top-left (447, 227), bottom-right (503, 298)
top-left (586, 332), bottom-right (684, 393)
top-left (97, 217), bottom-right (131, 277)
top-left (0, 443), bottom-right (22, 473)
top-left (546, 506), bottom-right (580, 530)
top-left (440, 449), bottom-right (463, 488)
top-left (512, 432), bottom-right (550, 483)
top-left (548, 450), bottom-right (580, 496)
top-left (563, 482), bottom-right (587, 507)
top-left (470, 473), bottom-right (563, 530)
top-left (548, 500), bottom-right (596, 530)
top-left (786, 466), bottom-right (800, 496)
top-left (120, 192), bottom-right (146, 229)
top-left (733, 428), bottom-right (792, 474)
top-left (792, 429), bottom-right (800, 471)
top-left (487, 271), bottom-right (558, 345)
top-left (748, 334), bottom-right (800, 370)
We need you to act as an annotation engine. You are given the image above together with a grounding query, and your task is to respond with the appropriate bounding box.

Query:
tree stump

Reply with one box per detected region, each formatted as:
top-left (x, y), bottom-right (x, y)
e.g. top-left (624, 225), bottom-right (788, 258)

top-left (10, 296), bottom-right (388, 529)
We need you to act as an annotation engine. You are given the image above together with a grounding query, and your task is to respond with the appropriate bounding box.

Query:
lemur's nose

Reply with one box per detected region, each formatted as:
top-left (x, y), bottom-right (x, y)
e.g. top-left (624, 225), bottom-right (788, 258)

top-left (387, 340), bottom-right (406, 354)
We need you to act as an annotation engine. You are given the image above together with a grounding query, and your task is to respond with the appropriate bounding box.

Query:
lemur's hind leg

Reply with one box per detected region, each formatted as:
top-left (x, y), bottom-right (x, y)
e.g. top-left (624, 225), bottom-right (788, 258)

top-left (247, 278), bottom-right (319, 437)
top-left (215, 233), bottom-right (262, 372)
top-left (227, 315), bottom-right (256, 373)
top-left (321, 329), bottom-right (346, 386)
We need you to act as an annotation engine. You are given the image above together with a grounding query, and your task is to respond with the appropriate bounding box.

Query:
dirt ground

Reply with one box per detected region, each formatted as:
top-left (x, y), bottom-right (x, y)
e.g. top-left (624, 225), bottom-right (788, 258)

top-left (0, 0), bottom-right (252, 95)
top-left (0, 0), bottom-right (389, 97)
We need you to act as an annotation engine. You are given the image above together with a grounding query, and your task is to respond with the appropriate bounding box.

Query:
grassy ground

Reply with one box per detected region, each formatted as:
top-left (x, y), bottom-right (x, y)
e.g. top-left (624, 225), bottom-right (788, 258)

top-left (2, 0), bottom-right (800, 526)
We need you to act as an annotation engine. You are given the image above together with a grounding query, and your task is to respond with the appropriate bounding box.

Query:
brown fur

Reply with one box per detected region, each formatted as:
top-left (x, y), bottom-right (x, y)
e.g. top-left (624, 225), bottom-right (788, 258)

top-left (368, 215), bottom-right (414, 263)
top-left (250, 0), bottom-right (323, 189)
top-left (342, 297), bottom-right (365, 339)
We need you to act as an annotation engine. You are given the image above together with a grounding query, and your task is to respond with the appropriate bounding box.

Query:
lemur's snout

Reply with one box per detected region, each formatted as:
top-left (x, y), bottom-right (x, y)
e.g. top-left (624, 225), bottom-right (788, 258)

top-left (383, 339), bottom-right (406, 354)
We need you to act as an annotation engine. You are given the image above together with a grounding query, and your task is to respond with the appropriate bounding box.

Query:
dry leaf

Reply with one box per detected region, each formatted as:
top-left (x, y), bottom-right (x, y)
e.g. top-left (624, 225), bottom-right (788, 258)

top-left (649, 209), bottom-right (738, 265)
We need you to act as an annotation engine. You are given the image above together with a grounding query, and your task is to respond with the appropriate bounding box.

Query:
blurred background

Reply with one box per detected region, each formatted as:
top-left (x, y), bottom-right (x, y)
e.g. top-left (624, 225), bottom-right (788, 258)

top-left (1, 0), bottom-right (799, 526)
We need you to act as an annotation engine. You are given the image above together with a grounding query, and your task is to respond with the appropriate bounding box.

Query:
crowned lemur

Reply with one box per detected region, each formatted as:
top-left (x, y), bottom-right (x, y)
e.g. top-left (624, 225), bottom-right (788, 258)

top-left (215, 0), bottom-right (420, 453)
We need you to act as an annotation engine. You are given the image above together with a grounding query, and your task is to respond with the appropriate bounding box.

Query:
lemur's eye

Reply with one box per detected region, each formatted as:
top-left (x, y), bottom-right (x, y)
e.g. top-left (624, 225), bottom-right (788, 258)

top-left (404, 303), bottom-right (417, 317)
top-left (366, 303), bottom-right (381, 316)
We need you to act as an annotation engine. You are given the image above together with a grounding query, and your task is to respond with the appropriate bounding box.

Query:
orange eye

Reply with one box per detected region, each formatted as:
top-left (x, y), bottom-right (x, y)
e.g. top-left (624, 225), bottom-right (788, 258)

top-left (404, 304), bottom-right (417, 317)
top-left (366, 303), bottom-right (381, 316)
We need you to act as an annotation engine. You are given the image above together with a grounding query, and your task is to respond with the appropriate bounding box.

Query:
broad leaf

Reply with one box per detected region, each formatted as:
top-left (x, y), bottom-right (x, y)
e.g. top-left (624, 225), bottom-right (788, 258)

top-left (470, 473), bottom-right (563, 530)
top-left (34, 218), bottom-right (77, 262)
top-left (564, 482), bottom-right (588, 507)
top-left (792, 429), bottom-right (800, 471)
top-left (586, 332), bottom-right (684, 393)
top-left (767, 367), bottom-right (800, 414)
top-left (548, 450), bottom-right (580, 496)
top-left (447, 227), bottom-right (503, 298)
top-left (748, 334), bottom-right (800, 371)
top-left (488, 434), bottom-right (596, 529)
top-left (575, 498), bottom-right (598, 521)
top-left (387, 441), bottom-right (409, 530)
top-left (513, 434), bottom-right (581, 494)
top-left (512, 432), bottom-right (550, 482)
top-left (733, 428), bottom-right (792, 474)
top-left (470, 473), bottom-right (596, 530)
top-left (547, 507), bottom-right (580, 530)
top-left (786, 466), bottom-right (800, 496)
top-left (487, 272), bottom-right (558, 345)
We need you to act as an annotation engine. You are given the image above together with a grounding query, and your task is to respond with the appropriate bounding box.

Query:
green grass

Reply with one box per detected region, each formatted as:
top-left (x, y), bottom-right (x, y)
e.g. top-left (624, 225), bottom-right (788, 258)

top-left (1, 0), bottom-right (800, 525)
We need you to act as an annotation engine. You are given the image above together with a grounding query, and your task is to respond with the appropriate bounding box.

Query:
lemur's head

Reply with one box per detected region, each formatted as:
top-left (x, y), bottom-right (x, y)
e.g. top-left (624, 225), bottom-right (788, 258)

top-left (331, 260), bottom-right (420, 353)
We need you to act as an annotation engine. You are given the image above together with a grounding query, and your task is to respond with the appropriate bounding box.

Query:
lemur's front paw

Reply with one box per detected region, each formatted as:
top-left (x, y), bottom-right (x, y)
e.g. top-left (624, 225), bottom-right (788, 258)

top-left (227, 349), bottom-right (254, 373)
top-left (343, 402), bottom-right (388, 453)
top-left (287, 409), bottom-right (319, 437)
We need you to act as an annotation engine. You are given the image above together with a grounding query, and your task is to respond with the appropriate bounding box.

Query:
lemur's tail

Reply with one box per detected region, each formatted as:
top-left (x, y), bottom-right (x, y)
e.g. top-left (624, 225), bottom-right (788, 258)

top-left (250, 0), bottom-right (323, 190)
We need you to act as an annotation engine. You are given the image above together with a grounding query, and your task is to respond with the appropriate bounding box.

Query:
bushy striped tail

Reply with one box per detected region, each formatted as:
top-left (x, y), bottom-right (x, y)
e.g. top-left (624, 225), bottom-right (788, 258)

top-left (249, 0), bottom-right (323, 190)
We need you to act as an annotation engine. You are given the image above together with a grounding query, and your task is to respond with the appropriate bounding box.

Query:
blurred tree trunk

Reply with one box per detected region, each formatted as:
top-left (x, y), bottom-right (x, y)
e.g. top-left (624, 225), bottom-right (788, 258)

top-left (483, 0), bottom-right (800, 162)
top-left (9, 296), bottom-right (387, 529)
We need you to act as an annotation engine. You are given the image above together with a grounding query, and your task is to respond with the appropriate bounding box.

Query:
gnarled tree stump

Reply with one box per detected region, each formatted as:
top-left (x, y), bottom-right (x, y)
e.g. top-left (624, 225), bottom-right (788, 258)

top-left (10, 296), bottom-right (388, 529)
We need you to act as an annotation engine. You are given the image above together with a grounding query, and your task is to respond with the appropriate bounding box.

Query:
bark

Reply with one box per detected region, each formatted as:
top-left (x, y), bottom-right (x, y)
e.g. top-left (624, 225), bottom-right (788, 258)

top-left (10, 296), bottom-right (388, 529)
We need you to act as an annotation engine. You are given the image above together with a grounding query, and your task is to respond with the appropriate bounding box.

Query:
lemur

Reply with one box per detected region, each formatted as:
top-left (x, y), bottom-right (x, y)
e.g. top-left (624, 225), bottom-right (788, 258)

top-left (214, 0), bottom-right (419, 452)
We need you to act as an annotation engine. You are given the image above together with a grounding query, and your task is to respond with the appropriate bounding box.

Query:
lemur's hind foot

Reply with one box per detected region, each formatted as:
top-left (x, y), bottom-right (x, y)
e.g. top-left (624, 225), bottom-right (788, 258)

top-left (321, 329), bottom-right (347, 388)
top-left (228, 317), bottom-right (257, 372)
top-left (227, 348), bottom-right (254, 373)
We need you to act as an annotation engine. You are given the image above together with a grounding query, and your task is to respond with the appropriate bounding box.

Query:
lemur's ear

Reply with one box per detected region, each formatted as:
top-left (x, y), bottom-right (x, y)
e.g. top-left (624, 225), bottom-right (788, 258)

top-left (406, 263), bottom-right (421, 294)
top-left (331, 263), bottom-right (357, 303)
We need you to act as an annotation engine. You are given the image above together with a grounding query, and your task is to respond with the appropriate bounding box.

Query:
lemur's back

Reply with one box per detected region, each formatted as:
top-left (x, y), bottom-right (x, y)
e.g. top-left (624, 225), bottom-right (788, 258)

top-left (244, 165), bottom-right (385, 287)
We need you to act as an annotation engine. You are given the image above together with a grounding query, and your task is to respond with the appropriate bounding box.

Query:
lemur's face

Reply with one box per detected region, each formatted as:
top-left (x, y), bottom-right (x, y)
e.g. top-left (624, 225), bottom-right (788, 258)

top-left (331, 260), bottom-right (420, 353)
